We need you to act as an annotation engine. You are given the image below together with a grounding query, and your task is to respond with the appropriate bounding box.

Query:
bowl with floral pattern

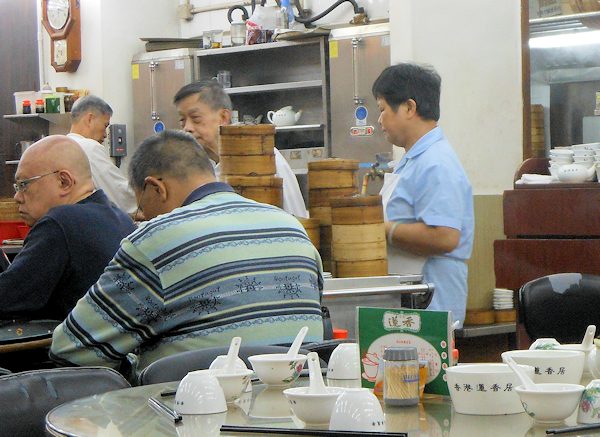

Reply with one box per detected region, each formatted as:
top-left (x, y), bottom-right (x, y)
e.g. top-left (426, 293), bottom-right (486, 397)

top-left (248, 353), bottom-right (307, 386)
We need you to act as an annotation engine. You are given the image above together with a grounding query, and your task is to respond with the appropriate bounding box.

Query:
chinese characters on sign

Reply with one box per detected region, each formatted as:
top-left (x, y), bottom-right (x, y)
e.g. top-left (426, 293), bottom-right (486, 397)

top-left (383, 311), bottom-right (421, 333)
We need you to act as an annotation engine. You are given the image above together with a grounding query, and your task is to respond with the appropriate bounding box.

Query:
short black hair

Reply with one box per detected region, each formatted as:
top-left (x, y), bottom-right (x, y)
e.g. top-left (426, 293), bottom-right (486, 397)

top-left (173, 80), bottom-right (232, 111)
top-left (372, 63), bottom-right (441, 121)
top-left (128, 130), bottom-right (215, 191)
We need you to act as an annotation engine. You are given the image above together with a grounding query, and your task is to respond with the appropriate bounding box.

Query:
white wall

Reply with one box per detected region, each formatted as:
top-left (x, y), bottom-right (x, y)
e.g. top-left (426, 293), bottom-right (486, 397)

top-left (179, 0), bottom-right (390, 39)
top-left (38, 0), bottom-right (180, 169)
top-left (390, 0), bottom-right (523, 195)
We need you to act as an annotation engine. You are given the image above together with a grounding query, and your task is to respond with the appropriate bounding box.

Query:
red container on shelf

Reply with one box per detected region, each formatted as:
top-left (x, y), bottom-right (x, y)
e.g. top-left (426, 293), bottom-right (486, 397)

top-left (0, 221), bottom-right (28, 241)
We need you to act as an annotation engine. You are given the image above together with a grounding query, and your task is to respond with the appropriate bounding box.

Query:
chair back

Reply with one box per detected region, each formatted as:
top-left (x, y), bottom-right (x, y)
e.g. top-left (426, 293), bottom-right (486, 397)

top-left (520, 272), bottom-right (600, 343)
top-left (0, 366), bottom-right (130, 437)
top-left (139, 345), bottom-right (313, 385)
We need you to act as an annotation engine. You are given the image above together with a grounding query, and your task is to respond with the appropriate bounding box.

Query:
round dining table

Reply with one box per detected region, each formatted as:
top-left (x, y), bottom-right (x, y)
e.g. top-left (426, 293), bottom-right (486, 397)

top-left (44, 375), bottom-right (599, 437)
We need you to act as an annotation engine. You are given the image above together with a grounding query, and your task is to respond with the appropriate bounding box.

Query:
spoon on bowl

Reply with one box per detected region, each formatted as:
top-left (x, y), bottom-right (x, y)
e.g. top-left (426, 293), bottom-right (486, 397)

top-left (582, 325), bottom-right (597, 350)
top-left (287, 326), bottom-right (308, 359)
top-left (223, 336), bottom-right (242, 372)
top-left (306, 352), bottom-right (327, 394)
top-left (506, 356), bottom-right (538, 391)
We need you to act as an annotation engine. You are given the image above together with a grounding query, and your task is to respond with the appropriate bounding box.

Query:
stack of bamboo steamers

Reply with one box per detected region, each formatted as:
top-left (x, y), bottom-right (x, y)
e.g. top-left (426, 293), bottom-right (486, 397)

top-left (219, 125), bottom-right (283, 208)
top-left (307, 158), bottom-right (388, 277)
top-left (218, 128), bottom-right (387, 278)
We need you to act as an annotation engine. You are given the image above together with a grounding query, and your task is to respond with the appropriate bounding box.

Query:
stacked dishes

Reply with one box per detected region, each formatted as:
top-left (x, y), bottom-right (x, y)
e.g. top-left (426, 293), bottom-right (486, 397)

top-left (493, 288), bottom-right (516, 322)
top-left (548, 148), bottom-right (573, 179)
top-left (493, 288), bottom-right (514, 311)
top-left (572, 144), bottom-right (596, 175)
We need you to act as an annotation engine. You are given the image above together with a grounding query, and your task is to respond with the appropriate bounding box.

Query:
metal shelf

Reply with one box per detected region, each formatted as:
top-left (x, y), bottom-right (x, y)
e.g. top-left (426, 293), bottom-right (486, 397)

top-left (275, 123), bottom-right (323, 132)
top-left (530, 11), bottom-right (600, 36)
top-left (3, 113), bottom-right (70, 124)
top-left (225, 80), bottom-right (322, 95)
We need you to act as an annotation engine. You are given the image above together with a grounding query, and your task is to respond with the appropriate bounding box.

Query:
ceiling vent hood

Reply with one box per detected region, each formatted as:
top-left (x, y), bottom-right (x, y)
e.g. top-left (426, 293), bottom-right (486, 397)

top-left (530, 11), bottom-right (600, 83)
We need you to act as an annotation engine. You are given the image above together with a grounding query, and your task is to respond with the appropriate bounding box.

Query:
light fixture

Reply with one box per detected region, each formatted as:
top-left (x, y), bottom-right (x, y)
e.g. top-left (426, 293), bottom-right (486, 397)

top-left (530, 29), bottom-right (600, 48)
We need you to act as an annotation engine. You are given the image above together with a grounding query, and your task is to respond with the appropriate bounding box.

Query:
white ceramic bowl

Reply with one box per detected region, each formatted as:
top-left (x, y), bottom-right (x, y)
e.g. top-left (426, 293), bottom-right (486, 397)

top-left (327, 343), bottom-right (361, 380)
top-left (175, 372), bottom-right (227, 415)
top-left (248, 353), bottom-right (307, 386)
top-left (329, 388), bottom-right (385, 432)
top-left (283, 386), bottom-right (344, 424)
top-left (514, 383), bottom-right (584, 423)
top-left (444, 363), bottom-right (533, 415)
top-left (501, 350), bottom-right (585, 384)
top-left (192, 368), bottom-right (254, 403)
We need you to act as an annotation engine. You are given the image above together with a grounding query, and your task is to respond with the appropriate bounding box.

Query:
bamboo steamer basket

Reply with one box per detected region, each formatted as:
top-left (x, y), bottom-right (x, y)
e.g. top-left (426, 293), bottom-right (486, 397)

top-left (308, 158), bottom-right (360, 171)
top-left (308, 159), bottom-right (359, 190)
top-left (0, 199), bottom-right (21, 221)
top-left (330, 195), bottom-right (387, 277)
top-left (334, 259), bottom-right (388, 278)
top-left (308, 170), bottom-right (357, 189)
top-left (219, 124), bottom-right (275, 156)
top-left (464, 309), bottom-right (495, 326)
top-left (225, 176), bottom-right (283, 207)
top-left (296, 217), bottom-right (320, 250)
top-left (332, 223), bottom-right (386, 244)
top-left (309, 206), bottom-right (332, 225)
top-left (309, 187), bottom-right (358, 208)
top-left (219, 154), bottom-right (276, 176)
top-left (331, 241), bottom-right (387, 261)
top-left (319, 225), bottom-right (333, 274)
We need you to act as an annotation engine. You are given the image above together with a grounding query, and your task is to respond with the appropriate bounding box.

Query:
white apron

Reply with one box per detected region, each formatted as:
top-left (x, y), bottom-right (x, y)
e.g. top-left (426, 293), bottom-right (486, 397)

top-left (380, 172), bottom-right (427, 275)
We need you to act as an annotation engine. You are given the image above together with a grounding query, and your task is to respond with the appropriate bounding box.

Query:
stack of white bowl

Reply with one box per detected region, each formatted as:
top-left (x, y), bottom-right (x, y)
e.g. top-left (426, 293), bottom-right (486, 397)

top-left (493, 288), bottom-right (513, 311)
top-left (572, 143), bottom-right (596, 172)
top-left (548, 148), bottom-right (573, 179)
top-left (587, 142), bottom-right (600, 181)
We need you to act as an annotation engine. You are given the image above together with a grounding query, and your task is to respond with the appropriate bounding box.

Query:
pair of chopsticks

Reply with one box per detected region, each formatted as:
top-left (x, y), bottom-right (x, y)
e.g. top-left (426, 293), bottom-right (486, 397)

top-left (547, 423), bottom-right (600, 434)
top-left (220, 425), bottom-right (407, 436)
top-left (148, 396), bottom-right (182, 423)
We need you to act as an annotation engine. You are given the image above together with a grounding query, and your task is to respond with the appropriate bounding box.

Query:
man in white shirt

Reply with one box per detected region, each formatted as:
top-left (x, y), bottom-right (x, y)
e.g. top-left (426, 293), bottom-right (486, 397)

top-left (68, 95), bottom-right (137, 215)
top-left (174, 80), bottom-right (308, 218)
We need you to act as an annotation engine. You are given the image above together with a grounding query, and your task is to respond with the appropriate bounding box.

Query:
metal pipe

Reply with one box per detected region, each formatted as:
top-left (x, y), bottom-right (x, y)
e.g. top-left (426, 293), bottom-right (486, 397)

top-left (294, 0), bottom-right (364, 24)
top-left (322, 283), bottom-right (434, 298)
top-left (352, 37), bottom-right (363, 105)
top-left (190, 0), bottom-right (252, 15)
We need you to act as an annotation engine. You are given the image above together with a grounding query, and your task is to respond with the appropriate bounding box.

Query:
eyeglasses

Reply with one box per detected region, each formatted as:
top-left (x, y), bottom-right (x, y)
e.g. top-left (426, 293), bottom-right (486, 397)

top-left (13, 170), bottom-right (59, 193)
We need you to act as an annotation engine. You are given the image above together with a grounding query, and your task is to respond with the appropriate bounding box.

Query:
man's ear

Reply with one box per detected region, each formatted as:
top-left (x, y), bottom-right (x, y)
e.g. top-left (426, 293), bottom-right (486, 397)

top-left (218, 108), bottom-right (232, 125)
top-left (405, 99), bottom-right (418, 118)
top-left (145, 176), bottom-right (168, 202)
top-left (57, 170), bottom-right (76, 192)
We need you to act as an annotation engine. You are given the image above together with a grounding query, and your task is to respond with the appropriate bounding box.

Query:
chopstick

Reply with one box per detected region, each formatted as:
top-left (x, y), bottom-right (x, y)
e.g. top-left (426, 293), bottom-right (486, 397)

top-left (546, 422), bottom-right (600, 434)
top-left (220, 425), bottom-right (407, 436)
top-left (147, 396), bottom-right (182, 423)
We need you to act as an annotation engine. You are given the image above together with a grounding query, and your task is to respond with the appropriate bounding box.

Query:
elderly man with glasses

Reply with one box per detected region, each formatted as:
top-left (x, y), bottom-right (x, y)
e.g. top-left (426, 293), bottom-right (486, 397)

top-left (50, 130), bottom-right (323, 374)
top-left (0, 135), bottom-right (135, 320)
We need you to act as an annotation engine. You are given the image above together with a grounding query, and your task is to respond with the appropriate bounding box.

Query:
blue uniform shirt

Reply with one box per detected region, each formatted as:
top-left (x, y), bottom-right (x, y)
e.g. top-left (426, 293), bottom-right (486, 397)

top-left (386, 126), bottom-right (474, 326)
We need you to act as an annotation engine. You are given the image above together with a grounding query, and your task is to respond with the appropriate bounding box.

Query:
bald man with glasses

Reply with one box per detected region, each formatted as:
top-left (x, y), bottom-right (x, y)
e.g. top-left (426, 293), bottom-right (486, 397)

top-left (0, 135), bottom-right (135, 320)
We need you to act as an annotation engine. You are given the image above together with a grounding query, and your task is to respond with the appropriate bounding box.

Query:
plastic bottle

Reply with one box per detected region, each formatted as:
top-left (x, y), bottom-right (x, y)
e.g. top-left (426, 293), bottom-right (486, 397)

top-left (277, 0), bottom-right (291, 29)
top-left (22, 100), bottom-right (32, 114)
top-left (383, 346), bottom-right (419, 406)
top-left (35, 99), bottom-right (45, 113)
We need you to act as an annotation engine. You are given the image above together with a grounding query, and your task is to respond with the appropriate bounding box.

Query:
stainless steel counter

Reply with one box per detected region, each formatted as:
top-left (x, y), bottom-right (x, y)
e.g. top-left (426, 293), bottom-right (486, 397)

top-left (322, 275), bottom-right (435, 338)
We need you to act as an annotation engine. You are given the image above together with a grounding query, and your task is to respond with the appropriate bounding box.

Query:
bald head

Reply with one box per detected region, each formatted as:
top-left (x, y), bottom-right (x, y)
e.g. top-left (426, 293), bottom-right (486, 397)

top-left (23, 136), bottom-right (92, 181)
top-left (15, 135), bottom-right (95, 225)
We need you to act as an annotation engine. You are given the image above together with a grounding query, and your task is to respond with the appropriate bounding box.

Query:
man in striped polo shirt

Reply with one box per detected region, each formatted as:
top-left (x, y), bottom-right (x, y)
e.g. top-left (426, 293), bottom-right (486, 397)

top-left (50, 130), bottom-right (323, 373)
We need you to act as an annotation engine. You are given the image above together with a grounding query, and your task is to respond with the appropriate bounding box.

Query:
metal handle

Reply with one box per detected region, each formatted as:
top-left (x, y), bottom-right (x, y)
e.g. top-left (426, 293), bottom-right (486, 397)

top-left (351, 37), bottom-right (363, 105)
top-left (149, 61), bottom-right (160, 121)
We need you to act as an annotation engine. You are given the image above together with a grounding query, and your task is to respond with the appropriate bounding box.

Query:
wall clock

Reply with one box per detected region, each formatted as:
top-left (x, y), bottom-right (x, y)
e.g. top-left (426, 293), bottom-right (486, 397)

top-left (41, 0), bottom-right (81, 73)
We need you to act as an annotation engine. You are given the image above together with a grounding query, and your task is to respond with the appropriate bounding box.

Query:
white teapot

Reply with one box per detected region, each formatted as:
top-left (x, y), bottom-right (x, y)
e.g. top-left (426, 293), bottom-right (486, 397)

top-left (267, 106), bottom-right (303, 127)
top-left (557, 163), bottom-right (596, 183)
